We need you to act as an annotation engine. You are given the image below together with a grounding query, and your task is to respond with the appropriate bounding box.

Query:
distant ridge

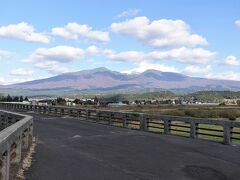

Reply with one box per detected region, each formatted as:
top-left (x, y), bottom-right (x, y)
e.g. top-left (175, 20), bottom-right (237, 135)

top-left (3, 67), bottom-right (240, 93)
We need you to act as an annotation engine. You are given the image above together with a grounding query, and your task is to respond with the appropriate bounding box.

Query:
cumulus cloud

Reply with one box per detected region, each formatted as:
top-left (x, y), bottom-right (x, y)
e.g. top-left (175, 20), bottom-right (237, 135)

top-left (34, 61), bottom-right (76, 74)
top-left (10, 68), bottom-right (34, 76)
top-left (0, 22), bottom-right (50, 43)
top-left (52, 22), bottom-right (110, 42)
top-left (0, 49), bottom-right (14, 59)
top-left (183, 65), bottom-right (211, 75)
top-left (22, 45), bottom-right (100, 75)
top-left (116, 9), bottom-right (140, 19)
top-left (122, 62), bottom-right (179, 74)
top-left (206, 71), bottom-right (240, 81)
top-left (86, 45), bottom-right (100, 55)
top-left (25, 45), bottom-right (98, 63)
top-left (0, 76), bottom-right (6, 84)
top-left (110, 16), bottom-right (208, 48)
top-left (0, 75), bottom-right (38, 85)
top-left (220, 55), bottom-right (240, 66)
top-left (235, 20), bottom-right (240, 28)
top-left (103, 47), bottom-right (216, 64)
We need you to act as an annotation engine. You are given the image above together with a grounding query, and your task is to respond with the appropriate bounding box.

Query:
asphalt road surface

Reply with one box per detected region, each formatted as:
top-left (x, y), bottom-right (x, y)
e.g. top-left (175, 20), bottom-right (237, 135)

top-left (23, 113), bottom-right (240, 180)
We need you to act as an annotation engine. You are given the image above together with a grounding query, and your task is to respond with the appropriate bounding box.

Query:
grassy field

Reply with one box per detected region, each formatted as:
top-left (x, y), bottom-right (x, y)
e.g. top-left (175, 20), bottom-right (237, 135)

top-left (73, 104), bottom-right (240, 144)
top-left (79, 104), bottom-right (240, 121)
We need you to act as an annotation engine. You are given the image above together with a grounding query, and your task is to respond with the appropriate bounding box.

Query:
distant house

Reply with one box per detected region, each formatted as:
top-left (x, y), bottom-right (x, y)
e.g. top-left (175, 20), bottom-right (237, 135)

top-left (38, 99), bottom-right (53, 106)
top-left (108, 102), bottom-right (128, 107)
top-left (20, 101), bottom-right (31, 105)
top-left (30, 99), bottom-right (53, 106)
top-left (66, 101), bottom-right (76, 106)
top-left (31, 100), bottom-right (38, 105)
top-left (82, 98), bottom-right (94, 102)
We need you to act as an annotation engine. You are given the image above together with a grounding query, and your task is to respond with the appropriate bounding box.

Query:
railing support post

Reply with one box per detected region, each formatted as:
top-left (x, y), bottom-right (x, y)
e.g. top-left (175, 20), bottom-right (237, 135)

top-left (22, 129), bottom-right (30, 150)
top-left (77, 110), bottom-right (80, 118)
top-left (223, 125), bottom-right (231, 145)
top-left (86, 109), bottom-right (89, 121)
top-left (0, 150), bottom-right (10, 180)
top-left (123, 113), bottom-right (127, 128)
top-left (109, 112), bottom-right (112, 125)
top-left (164, 120), bottom-right (170, 134)
top-left (140, 114), bottom-right (147, 131)
top-left (190, 121), bottom-right (197, 139)
top-left (96, 110), bottom-right (99, 122)
top-left (10, 136), bottom-right (22, 164)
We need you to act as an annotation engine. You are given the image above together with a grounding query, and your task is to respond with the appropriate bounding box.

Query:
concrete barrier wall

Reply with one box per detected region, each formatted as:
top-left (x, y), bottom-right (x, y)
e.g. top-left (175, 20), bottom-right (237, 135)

top-left (0, 102), bottom-right (239, 145)
top-left (0, 110), bottom-right (33, 180)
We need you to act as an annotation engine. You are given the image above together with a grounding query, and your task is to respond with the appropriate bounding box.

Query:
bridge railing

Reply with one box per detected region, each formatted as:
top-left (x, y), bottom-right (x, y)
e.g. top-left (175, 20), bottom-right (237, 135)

top-left (0, 102), bottom-right (240, 145)
top-left (0, 109), bottom-right (33, 180)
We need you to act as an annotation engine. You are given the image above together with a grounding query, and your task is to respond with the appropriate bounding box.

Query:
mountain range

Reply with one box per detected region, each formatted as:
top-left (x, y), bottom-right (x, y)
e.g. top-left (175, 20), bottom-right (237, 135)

top-left (2, 67), bottom-right (240, 95)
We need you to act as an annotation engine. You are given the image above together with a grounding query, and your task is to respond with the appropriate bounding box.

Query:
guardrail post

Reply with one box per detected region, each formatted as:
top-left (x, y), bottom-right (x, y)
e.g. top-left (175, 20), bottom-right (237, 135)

top-left (77, 110), bottom-right (80, 118)
top-left (109, 112), bottom-right (112, 125)
top-left (190, 121), bottom-right (197, 139)
top-left (223, 125), bottom-right (231, 145)
top-left (140, 114), bottom-right (147, 131)
top-left (10, 136), bottom-right (22, 164)
top-left (3, 115), bottom-right (9, 130)
top-left (96, 110), bottom-right (99, 122)
top-left (54, 108), bottom-right (58, 116)
top-left (123, 113), bottom-right (127, 128)
top-left (43, 106), bottom-right (47, 114)
top-left (29, 124), bottom-right (33, 144)
top-left (0, 150), bottom-right (10, 180)
top-left (22, 129), bottom-right (30, 150)
top-left (164, 120), bottom-right (171, 134)
top-left (60, 108), bottom-right (64, 116)
top-left (86, 109), bottom-right (89, 121)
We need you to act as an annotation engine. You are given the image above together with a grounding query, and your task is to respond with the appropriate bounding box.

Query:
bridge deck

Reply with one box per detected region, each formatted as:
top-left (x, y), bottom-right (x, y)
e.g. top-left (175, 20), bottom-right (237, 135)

top-left (25, 113), bottom-right (240, 180)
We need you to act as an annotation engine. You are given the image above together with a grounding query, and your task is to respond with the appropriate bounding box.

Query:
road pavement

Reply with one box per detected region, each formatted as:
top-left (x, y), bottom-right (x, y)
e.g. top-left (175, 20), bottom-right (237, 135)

top-left (23, 113), bottom-right (240, 180)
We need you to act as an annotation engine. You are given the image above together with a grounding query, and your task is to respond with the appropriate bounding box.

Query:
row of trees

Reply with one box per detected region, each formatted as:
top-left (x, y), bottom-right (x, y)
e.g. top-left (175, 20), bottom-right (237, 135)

top-left (0, 94), bottom-right (29, 102)
top-left (56, 97), bottom-right (99, 106)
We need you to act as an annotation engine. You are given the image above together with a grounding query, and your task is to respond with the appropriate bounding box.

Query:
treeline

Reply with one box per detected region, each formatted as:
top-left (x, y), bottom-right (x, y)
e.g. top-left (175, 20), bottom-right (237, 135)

top-left (101, 91), bottom-right (177, 101)
top-left (184, 91), bottom-right (240, 102)
top-left (0, 94), bottom-right (29, 102)
top-left (56, 97), bottom-right (99, 106)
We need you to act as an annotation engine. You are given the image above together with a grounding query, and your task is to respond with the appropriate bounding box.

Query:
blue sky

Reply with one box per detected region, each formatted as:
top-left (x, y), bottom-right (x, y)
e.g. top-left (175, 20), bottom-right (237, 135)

top-left (0, 0), bottom-right (240, 84)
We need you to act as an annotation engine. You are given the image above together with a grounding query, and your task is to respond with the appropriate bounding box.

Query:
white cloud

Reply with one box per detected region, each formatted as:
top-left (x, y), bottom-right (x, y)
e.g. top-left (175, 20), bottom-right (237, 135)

top-left (206, 71), bottom-right (240, 81)
top-left (220, 55), bottom-right (240, 66)
top-left (122, 62), bottom-right (179, 74)
top-left (10, 68), bottom-right (34, 76)
top-left (22, 45), bottom-right (99, 75)
top-left (110, 16), bottom-right (208, 48)
top-left (0, 50), bottom-right (14, 59)
top-left (104, 47), bottom-right (216, 64)
top-left (0, 75), bottom-right (37, 85)
top-left (183, 65), bottom-right (211, 75)
top-left (116, 9), bottom-right (140, 19)
top-left (52, 22), bottom-right (110, 42)
top-left (0, 76), bottom-right (6, 84)
top-left (0, 22), bottom-right (50, 43)
top-left (148, 47), bottom-right (215, 64)
top-left (25, 46), bottom-right (97, 63)
top-left (104, 49), bottom-right (145, 62)
top-left (34, 61), bottom-right (76, 74)
top-left (86, 45), bottom-right (100, 55)
top-left (235, 20), bottom-right (240, 28)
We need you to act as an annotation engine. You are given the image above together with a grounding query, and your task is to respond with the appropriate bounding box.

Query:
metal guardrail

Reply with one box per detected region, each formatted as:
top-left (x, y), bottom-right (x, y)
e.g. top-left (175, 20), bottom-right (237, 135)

top-left (0, 110), bottom-right (33, 180)
top-left (0, 102), bottom-right (240, 146)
